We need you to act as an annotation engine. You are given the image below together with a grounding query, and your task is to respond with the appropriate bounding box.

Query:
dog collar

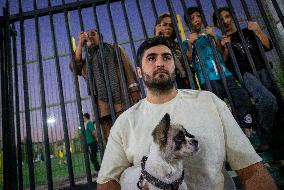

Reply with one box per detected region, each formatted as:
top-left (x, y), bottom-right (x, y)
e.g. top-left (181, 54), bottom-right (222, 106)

top-left (137, 156), bottom-right (184, 190)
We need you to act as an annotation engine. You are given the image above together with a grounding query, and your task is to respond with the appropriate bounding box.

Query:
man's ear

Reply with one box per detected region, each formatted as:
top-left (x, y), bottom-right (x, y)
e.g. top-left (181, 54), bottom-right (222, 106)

top-left (137, 67), bottom-right (142, 79)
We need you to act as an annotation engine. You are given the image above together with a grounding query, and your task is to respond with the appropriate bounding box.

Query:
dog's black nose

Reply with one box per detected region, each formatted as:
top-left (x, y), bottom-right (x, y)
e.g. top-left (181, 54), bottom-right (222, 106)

top-left (191, 139), bottom-right (198, 145)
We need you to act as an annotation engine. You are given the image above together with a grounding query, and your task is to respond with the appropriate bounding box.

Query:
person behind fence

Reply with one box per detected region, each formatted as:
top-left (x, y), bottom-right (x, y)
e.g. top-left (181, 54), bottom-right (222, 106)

top-left (70, 29), bottom-right (141, 141)
top-left (182, 7), bottom-right (255, 133)
top-left (83, 112), bottom-right (100, 177)
top-left (154, 13), bottom-right (190, 89)
top-left (213, 7), bottom-right (278, 151)
top-left (96, 36), bottom-right (277, 190)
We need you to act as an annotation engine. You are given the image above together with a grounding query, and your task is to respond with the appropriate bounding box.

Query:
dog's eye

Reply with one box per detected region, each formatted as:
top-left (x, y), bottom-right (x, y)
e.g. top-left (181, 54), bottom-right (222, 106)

top-left (175, 133), bottom-right (185, 142)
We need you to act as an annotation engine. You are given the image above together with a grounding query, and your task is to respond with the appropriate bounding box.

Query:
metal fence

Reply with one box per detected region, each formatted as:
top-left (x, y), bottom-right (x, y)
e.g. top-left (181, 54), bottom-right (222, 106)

top-left (0, 0), bottom-right (284, 189)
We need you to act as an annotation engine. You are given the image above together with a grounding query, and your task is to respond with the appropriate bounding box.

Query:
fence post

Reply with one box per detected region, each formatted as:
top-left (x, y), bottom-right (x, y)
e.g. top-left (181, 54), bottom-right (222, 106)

top-left (47, 0), bottom-right (75, 187)
top-left (32, 0), bottom-right (54, 188)
top-left (17, 0), bottom-right (36, 188)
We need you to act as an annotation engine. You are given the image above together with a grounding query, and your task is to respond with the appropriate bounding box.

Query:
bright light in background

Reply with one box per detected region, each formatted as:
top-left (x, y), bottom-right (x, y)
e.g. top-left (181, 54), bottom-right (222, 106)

top-left (78, 126), bottom-right (81, 130)
top-left (47, 117), bottom-right (56, 124)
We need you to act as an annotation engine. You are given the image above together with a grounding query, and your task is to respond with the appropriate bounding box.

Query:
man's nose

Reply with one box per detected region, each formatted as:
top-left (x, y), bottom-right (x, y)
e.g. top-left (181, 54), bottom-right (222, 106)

top-left (224, 18), bottom-right (229, 24)
top-left (165, 25), bottom-right (171, 30)
top-left (155, 57), bottom-right (165, 67)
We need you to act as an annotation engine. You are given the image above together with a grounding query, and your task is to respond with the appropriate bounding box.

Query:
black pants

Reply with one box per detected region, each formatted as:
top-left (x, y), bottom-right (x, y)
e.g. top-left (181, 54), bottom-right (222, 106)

top-left (203, 77), bottom-right (255, 129)
top-left (243, 71), bottom-right (277, 144)
top-left (88, 141), bottom-right (100, 171)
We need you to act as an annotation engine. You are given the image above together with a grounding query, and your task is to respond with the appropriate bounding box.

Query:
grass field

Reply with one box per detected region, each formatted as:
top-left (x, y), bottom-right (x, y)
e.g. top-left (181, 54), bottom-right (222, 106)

top-left (22, 152), bottom-right (98, 188)
top-left (0, 152), bottom-right (96, 189)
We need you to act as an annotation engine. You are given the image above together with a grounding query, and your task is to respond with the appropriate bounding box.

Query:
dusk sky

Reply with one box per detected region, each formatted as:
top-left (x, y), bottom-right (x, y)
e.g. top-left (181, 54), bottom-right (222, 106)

top-left (0, 0), bottom-right (267, 143)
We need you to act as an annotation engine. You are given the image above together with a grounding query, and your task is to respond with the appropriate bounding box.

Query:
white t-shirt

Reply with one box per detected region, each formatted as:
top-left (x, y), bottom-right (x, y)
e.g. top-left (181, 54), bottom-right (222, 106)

top-left (97, 89), bottom-right (261, 189)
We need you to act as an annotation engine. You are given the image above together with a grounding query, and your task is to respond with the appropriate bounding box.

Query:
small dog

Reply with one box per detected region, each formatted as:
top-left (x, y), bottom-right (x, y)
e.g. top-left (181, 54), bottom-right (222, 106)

top-left (120, 113), bottom-right (198, 190)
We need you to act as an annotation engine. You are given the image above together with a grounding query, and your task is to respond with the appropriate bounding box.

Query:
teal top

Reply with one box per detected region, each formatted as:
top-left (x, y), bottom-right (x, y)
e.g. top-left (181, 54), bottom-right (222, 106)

top-left (85, 121), bottom-right (96, 144)
top-left (182, 35), bottom-right (232, 84)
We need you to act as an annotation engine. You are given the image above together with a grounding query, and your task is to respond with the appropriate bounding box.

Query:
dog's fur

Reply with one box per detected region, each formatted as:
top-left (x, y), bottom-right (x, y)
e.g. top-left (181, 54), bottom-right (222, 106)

top-left (120, 113), bottom-right (198, 190)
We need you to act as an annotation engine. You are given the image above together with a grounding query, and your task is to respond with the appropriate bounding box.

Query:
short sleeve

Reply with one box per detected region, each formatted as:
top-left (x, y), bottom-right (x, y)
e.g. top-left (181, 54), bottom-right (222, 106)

top-left (212, 94), bottom-right (262, 171)
top-left (96, 117), bottom-right (131, 184)
top-left (246, 28), bottom-right (273, 52)
top-left (87, 122), bottom-right (95, 132)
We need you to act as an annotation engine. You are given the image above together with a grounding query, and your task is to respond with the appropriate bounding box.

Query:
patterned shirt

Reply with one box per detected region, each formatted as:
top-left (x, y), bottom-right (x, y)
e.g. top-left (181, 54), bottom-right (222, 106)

top-left (182, 35), bottom-right (232, 84)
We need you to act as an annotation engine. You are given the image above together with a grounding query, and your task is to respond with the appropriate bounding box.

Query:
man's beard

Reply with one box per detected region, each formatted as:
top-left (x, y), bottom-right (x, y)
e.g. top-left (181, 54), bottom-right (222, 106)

top-left (142, 70), bottom-right (176, 93)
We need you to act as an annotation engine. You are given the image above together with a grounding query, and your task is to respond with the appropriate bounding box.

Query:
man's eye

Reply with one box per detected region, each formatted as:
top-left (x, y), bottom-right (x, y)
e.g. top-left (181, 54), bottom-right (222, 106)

top-left (147, 57), bottom-right (155, 62)
top-left (163, 56), bottom-right (172, 61)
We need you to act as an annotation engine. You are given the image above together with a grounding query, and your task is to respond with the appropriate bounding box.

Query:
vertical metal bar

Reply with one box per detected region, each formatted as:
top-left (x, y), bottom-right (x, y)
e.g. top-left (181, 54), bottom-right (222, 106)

top-left (47, 0), bottom-right (75, 187)
top-left (1, 17), bottom-right (9, 190)
top-left (17, 0), bottom-right (36, 188)
top-left (239, 0), bottom-right (280, 93)
top-left (195, 0), bottom-right (235, 113)
top-left (210, 0), bottom-right (243, 82)
top-left (271, 0), bottom-right (284, 29)
top-left (32, 0), bottom-right (53, 189)
top-left (77, 1), bottom-right (105, 160)
top-left (6, 12), bottom-right (19, 190)
top-left (11, 24), bottom-right (24, 190)
top-left (76, 0), bottom-right (94, 181)
top-left (106, 0), bottom-right (131, 109)
top-left (121, 0), bottom-right (146, 96)
top-left (181, 0), bottom-right (212, 91)
top-left (5, 15), bottom-right (19, 190)
top-left (62, 0), bottom-right (92, 183)
top-left (165, 0), bottom-right (197, 89)
top-left (2, 7), bottom-right (10, 190)
top-left (91, 0), bottom-right (117, 124)
top-left (225, 0), bottom-right (259, 78)
top-left (150, 0), bottom-right (158, 20)
top-left (135, 0), bottom-right (149, 39)
top-left (255, 0), bottom-right (284, 66)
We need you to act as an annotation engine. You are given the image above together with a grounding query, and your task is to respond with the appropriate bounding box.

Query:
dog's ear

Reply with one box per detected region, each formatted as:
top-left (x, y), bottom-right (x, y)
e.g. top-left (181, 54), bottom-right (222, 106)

top-left (152, 113), bottom-right (171, 147)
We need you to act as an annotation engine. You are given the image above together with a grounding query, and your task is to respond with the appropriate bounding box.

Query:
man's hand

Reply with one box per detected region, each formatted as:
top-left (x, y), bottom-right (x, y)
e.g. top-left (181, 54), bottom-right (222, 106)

top-left (221, 35), bottom-right (231, 47)
top-left (247, 21), bottom-right (272, 49)
top-left (205, 26), bottom-right (215, 37)
top-left (155, 24), bottom-right (163, 36)
top-left (188, 32), bottom-right (198, 45)
top-left (247, 21), bottom-right (262, 33)
top-left (78, 31), bottom-right (88, 47)
top-left (130, 91), bottom-right (141, 104)
top-left (92, 130), bottom-right (96, 138)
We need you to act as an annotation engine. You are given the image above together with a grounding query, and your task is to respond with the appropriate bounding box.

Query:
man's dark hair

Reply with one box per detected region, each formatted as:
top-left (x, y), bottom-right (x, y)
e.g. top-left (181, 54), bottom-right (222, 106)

top-left (184, 7), bottom-right (202, 27)
top-left (212, 7), bottom-right (231, 27)
top-left (154, 13), bottom-right (176, 40)
top-left (136, 36), bottom-right (174, 67)
top-left (83, 113), bottom-right (90, 119)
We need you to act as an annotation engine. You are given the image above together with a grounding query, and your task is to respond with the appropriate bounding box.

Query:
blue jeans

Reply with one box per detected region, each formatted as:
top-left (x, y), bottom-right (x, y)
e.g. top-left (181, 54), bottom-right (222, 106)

top-left (243, 71), bottom-right (278, 144)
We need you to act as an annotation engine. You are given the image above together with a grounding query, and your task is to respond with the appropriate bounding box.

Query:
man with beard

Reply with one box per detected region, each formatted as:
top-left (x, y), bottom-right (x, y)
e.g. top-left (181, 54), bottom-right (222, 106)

top-left (96, 36), bottom-right (277, 190)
